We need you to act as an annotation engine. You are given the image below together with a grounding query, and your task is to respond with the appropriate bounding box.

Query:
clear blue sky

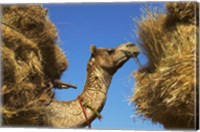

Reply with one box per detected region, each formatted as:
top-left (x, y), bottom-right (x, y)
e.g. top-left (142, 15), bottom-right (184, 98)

top-left (44, 2), bottom-right (165, 130)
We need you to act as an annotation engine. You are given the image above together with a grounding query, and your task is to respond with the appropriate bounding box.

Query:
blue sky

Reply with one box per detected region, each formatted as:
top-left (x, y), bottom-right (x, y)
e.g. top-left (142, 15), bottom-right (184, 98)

top-left (44, 3), bottom-right (165, 130)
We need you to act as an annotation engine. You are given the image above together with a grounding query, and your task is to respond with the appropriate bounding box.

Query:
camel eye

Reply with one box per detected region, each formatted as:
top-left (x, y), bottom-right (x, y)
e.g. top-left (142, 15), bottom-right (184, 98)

top-left (107, 49), bottom-right (115, 55)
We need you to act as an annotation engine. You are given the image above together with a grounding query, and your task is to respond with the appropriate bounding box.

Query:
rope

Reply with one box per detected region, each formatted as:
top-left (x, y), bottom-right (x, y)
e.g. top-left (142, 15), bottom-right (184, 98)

top-left (83, 102), bottom-right (103, 120)
top-left (78, 96), bottom-right (91, 128)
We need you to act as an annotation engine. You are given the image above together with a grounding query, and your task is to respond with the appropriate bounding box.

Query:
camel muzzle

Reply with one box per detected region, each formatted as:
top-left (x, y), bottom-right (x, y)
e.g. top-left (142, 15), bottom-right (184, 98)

top-left (116, 42), bottom-right (140, 58)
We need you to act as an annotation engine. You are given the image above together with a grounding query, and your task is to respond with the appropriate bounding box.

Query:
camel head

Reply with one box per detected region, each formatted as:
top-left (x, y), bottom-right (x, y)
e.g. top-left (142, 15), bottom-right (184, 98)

top-left (89, 42), bottom-right (140, 75)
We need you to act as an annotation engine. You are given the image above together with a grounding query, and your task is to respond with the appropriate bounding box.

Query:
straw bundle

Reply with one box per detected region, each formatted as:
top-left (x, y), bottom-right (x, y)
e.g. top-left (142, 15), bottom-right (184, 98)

top-left (132, 2), bottom-right (198, 129)
top-left (1, 5), bottom-right (68, 126)
top-left (165, 2), bottom-right (199, 26)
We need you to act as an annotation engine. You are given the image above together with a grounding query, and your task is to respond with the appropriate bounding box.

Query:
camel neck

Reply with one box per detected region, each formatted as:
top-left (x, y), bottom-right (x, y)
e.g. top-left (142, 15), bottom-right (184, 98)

top-left (81, 63), bottom-right (112, 102)
top-left (44, 62), bottom-right (113, 128)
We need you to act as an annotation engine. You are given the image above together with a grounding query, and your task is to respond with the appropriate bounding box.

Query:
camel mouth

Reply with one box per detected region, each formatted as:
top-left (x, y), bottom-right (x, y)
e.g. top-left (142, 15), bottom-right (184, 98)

top-left (112, 42), bottom-right (140, 68)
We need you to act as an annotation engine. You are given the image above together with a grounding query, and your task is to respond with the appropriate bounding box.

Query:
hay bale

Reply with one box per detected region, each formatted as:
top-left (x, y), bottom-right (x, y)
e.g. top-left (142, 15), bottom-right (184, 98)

top-left (1, 5), bottom-right (68, 126)
top-left (132, 2), bottom-right (199, 129)
top-left (165, 2), bottom-right (199, 26)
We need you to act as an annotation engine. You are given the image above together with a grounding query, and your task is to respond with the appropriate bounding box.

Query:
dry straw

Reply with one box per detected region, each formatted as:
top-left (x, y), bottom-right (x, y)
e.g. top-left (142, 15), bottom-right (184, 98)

top-left (1, 5), bottom-right (68, 125)
top-left (132, 2), bottom-right (199, 129)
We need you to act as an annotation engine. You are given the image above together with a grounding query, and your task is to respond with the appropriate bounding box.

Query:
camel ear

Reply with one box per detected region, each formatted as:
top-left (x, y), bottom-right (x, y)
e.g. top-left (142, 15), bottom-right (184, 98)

top-left (90, 45), bottom-right (97, 54)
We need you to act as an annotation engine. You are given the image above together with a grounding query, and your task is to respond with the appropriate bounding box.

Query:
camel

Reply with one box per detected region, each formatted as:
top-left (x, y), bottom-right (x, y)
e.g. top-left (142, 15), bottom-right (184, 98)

top-left (2, 40), bottom-right (140, 127)
top-left (1, 5), bottom-right (140, 127)
top-left (1, 4), bottom-right (142, 128)
top-left (42, 43), bottom-right (140, 128)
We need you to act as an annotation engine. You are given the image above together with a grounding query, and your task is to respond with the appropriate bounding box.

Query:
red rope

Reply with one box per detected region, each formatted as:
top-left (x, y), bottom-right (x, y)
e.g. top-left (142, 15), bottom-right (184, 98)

top-left (78, 96), bottom-right (91, 128)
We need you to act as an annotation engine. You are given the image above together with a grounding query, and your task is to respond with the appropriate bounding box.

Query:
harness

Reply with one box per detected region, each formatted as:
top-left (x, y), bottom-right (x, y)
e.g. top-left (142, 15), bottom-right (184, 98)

top-left (78, 96), bottom-right (103, 129)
